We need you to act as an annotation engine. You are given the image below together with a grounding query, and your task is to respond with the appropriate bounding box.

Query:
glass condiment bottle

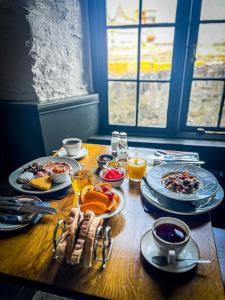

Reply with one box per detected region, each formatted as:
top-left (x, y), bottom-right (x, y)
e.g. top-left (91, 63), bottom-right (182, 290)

top-left (117, 132), bottom-right (129, 162)
top-left (111, 131), bottom-right (119, 157)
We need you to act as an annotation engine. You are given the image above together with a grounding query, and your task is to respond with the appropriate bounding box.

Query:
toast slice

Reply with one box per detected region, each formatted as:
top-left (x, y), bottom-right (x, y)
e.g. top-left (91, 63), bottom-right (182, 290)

top-left (70, 211), bottom-right (95, 265)
top-left (82, 216), bottom-right (103, 268)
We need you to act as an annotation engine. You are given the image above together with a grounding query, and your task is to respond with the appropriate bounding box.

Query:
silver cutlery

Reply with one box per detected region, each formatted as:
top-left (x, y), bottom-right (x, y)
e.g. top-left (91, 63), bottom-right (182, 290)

top-left (152, 255), bottom-right (211, 266)
top-left (0, 196), bottom-right (49, 207)
top-left (0, 197), bottom-right (58, 215)
top-left (0, 205), bottom-right (57, 215)
top-left (146, 156), bottom-right (205, 165)
top-left (0, 212), bottom-right (36, 223)
top-left (154, 150), bottom-right (199, 159)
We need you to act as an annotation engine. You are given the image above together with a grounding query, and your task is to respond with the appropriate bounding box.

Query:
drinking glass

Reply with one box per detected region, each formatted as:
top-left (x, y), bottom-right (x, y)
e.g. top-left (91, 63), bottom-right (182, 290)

top-left (71, 169), bottom-right (92, 195)
top-left (127, 158), bottom-right (147, 182)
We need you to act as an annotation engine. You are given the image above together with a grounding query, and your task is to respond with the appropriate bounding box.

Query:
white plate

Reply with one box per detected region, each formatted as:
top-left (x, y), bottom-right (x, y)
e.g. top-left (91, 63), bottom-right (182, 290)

top-left (141, 180), bottom-right (224, 215)
top-left (9, 156), bottom-right (80, 195)
top-left (77, 188), bottom-right (125, 219)
top-left (58, 147), bottom-right (88, 160)
top-left (146, 163), bottom-right (218, 202)
top-left (141, 229), bottom-right (200, 273)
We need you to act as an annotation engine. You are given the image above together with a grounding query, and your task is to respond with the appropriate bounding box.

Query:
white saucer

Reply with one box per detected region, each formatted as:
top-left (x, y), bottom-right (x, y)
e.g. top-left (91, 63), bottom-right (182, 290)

top-left (58, 147), bottom-right (88, 160)
top-left (141, 229), bottom-right (200, 273)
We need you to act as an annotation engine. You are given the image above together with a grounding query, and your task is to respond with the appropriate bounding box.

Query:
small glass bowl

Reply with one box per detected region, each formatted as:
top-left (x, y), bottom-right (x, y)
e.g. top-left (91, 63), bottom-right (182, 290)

top-left (96, 154), bottom-right (114, 169)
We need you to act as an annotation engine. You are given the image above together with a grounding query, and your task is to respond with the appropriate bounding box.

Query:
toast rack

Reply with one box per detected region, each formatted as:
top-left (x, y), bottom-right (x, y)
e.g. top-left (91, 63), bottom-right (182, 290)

top-left (53, 219), bottom-right (113, 269)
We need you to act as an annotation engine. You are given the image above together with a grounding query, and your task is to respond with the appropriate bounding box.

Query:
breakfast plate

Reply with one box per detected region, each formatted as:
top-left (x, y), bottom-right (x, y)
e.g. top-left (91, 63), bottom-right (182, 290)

top-left (57, 147), bottom-right (88, 160)
top-left (141, 229), bottom-right (200, 273)
top-left (146, 163), bottom-right (218, 202)
top-left (77, 188), bottom-right (125, 219)
top-left (9, 156), bottom-right (80, 195)
top-left (141, 180), bottom-right (224, 215)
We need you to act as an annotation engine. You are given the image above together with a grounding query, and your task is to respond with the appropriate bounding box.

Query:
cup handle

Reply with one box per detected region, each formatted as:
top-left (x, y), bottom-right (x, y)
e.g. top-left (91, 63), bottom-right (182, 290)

top-left (168, 250), bottom-right (176, 265)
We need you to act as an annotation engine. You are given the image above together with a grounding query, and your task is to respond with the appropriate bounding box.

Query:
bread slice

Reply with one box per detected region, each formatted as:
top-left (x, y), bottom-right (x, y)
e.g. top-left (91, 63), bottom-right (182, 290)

top-left (82, 216), bottom-right (103, 268)
top-left (65, 208), bottom-right (81, 263)
top-left (55, 231), bottom-right (69, 262)
top-left (70, 211), bottom-right (95, 265)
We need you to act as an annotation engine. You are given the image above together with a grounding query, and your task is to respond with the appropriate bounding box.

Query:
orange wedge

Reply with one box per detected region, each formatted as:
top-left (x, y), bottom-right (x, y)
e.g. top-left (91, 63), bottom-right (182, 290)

top-left (107, 199), bottom-right (118, 212)
top-left (113, 193), bottom-right (120, 205)
top-left (83, 190), bottom-right (109, 206)
top-left (80, 185), bottom-right (94, 204)
top-left (80, 202), bottom-right (108, 215)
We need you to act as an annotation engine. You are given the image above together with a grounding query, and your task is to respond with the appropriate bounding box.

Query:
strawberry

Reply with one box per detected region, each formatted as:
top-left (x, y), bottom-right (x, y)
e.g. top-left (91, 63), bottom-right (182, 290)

top-left (101, 185), bottom-right (109, 192)
top-left (106, 191), bottom-right (114, 201)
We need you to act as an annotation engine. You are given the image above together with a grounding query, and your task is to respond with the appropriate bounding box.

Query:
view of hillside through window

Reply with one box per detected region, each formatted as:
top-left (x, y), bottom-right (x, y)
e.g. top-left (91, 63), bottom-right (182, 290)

top-left (106, 0), bottom-right (225, 129)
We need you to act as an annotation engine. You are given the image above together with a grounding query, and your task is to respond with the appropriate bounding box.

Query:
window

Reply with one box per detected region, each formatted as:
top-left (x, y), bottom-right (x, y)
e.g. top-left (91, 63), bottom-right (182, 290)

top-left (88, 0), bottom-right (225, 139)
top-left (181, 0), bottom-right (225, 135)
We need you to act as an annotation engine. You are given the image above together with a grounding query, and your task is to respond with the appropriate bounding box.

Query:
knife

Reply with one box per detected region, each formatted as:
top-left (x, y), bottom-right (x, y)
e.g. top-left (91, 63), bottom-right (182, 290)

top-left (0, 204), bottom-right (58, 215)
top-left (0, 197), bottom-right (55, 209)
top-left (0, 196), bottom-right (43, 205)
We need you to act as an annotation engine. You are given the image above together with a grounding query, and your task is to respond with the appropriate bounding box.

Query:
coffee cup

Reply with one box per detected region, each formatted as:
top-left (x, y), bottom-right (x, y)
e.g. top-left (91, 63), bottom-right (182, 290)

top-left (152, 217), bottom-right (190, 264)
top-left (62, 138), bottom-right (82, 156)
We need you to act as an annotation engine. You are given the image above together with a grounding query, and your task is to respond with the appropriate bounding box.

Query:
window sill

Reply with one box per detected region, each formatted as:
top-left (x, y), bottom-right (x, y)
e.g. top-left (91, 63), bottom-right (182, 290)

top-left (88, 134), bottom-right (225, 148)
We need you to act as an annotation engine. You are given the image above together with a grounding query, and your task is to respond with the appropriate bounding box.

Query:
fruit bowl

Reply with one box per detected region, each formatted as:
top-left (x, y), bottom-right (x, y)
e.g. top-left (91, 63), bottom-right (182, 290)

top-left (99, 168), bottom-right (125, 188)
top-left (78, 183), bottom-right (125, 219)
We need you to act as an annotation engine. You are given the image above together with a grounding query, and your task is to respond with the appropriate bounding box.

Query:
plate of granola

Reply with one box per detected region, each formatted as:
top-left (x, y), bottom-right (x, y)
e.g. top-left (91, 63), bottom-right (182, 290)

top-left (146, 162), bottom-right (218, 202)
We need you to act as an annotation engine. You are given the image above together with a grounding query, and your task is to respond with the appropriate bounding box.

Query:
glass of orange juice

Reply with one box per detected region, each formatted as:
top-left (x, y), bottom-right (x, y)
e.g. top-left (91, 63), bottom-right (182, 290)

top-left (128, 158), bottom-right (147, 182)
top-left (71, 169), bottom-right (92, 195)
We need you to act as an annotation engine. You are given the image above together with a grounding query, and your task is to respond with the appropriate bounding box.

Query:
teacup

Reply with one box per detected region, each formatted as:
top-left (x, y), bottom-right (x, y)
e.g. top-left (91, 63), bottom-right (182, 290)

top-left (62, 138), bottom-right (82, 156)
top-left (152, 217), bottom-right (190, 264)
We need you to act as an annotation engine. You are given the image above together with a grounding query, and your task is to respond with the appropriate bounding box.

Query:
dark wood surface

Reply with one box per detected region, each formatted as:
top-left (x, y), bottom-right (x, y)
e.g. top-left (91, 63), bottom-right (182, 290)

top-left (0, 144), bottom-right (224, 300)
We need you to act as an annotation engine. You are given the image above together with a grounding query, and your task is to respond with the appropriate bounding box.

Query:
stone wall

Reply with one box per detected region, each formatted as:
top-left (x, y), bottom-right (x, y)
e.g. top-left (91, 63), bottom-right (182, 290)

top-left (0, 0), bottom-right (92, 101)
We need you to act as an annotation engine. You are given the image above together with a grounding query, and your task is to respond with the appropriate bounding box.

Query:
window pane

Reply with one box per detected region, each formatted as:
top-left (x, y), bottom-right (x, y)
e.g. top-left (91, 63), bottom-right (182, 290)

top-left (108, 81), bottom-right (136, 125)
top-left (140, 28), bottom-right (174, 80)
top-left (142, 0), bottom-right (177, 24)
top-left (194, 24), bottom-right (225, 78)
top-left (220, 101), bottom-right (225, 127)
top-left (201, 0), bottom-right (225, 20)
top-left (107, 0), bottom-right (139, 26)
top-left (108, 29), bottom-right (138, 79)
top-left (187, 81), bottom-right (224, 127)
top-left (138, 82), bottom-right (169, 127)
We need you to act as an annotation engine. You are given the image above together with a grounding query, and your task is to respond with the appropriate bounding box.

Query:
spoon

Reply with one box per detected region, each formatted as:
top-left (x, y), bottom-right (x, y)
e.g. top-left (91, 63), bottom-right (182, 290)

top-left (152, 255), bottom-right (211, 266)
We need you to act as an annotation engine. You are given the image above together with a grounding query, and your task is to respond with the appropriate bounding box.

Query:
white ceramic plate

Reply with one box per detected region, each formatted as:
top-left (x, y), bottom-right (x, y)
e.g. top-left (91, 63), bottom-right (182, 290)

top-left (77, 188), bottom-right (125, 219)
top-left (58, 147), bottom-right (88, 160)
top-left (141, 229), bottom-right (200, 273)
top-left (9, 156), bottom-right (80, 195)
top-left (141, 180), bottom-right (224, 216)
top-left (146, 163), bottom-right (218, 202)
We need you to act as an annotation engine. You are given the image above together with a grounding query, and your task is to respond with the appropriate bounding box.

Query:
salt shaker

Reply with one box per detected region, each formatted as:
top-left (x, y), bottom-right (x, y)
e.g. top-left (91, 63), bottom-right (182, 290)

top-left (111, 131), bottom-right (119, 157)
top-left (117, 132), bottom-right (129, 161)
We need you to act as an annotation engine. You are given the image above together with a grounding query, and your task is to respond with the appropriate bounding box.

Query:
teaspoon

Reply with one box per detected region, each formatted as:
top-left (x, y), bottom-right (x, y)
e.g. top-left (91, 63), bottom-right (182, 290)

top-left (152, 255), bottom-right (211, 266)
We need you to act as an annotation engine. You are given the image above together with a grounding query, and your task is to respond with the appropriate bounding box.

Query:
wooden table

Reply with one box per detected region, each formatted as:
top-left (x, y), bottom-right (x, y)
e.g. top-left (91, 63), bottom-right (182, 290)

top-left (0, 143), bottom-right (224, 300)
